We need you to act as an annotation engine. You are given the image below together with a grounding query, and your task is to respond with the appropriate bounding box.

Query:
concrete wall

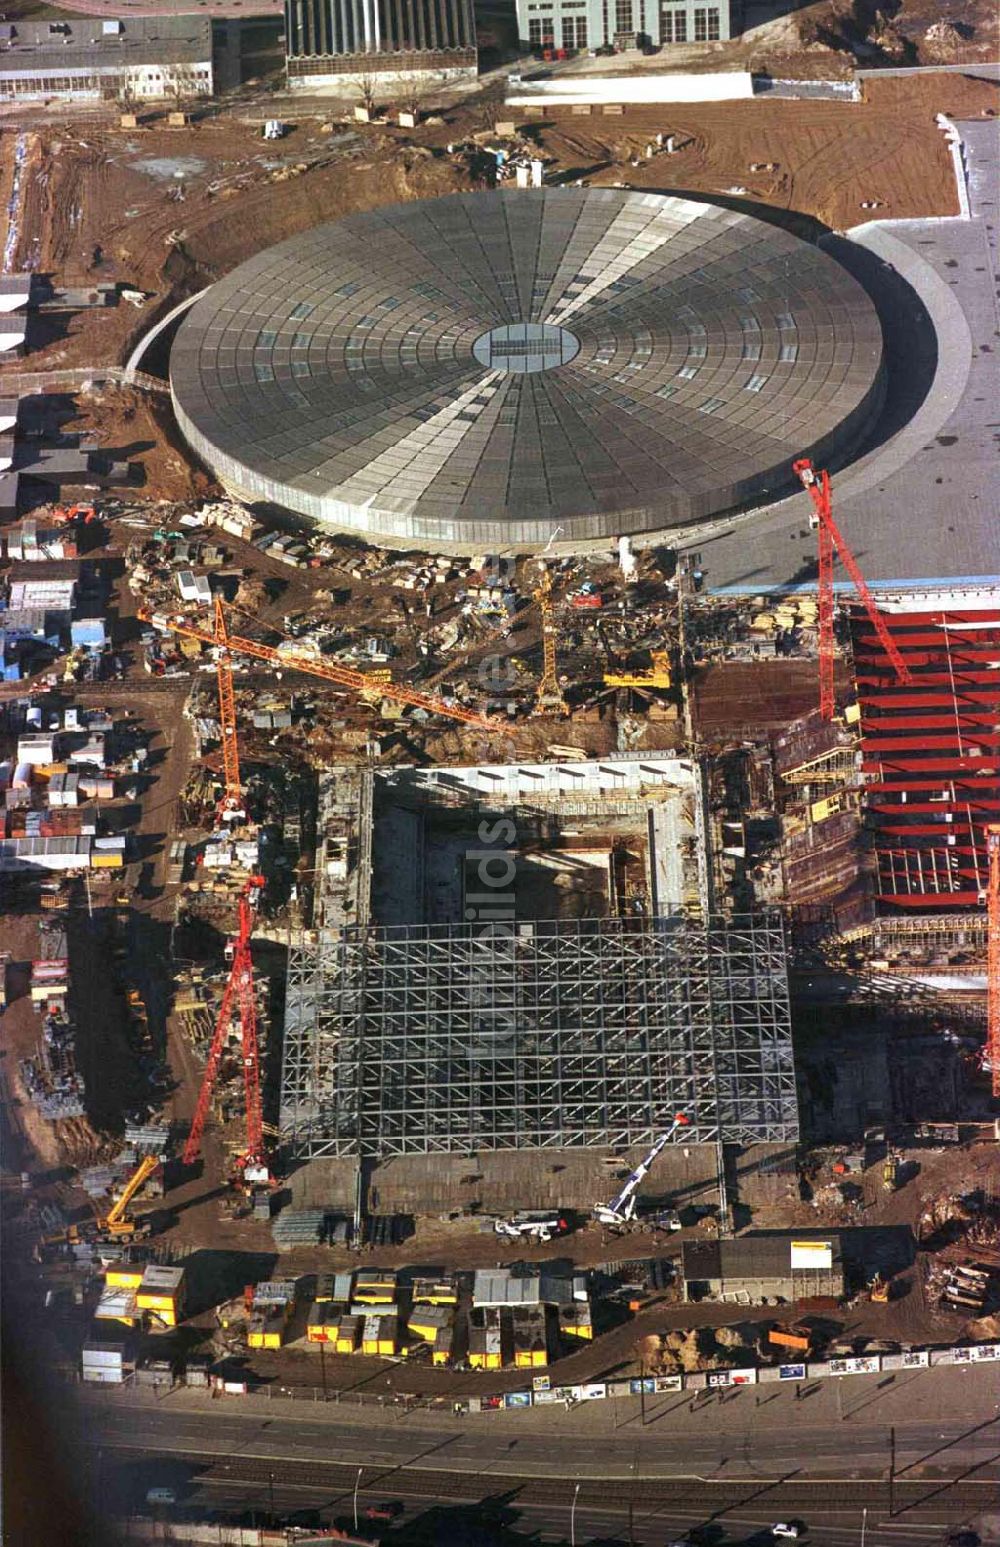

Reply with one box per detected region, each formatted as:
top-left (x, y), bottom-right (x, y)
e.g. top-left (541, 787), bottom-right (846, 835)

top-left (508, 70), bottom-right (752, 107)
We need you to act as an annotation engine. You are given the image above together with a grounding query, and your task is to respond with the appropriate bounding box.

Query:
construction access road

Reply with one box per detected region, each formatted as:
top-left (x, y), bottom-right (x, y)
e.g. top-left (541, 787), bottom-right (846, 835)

top-left (74, 1379), bottom-right (1000, 1544)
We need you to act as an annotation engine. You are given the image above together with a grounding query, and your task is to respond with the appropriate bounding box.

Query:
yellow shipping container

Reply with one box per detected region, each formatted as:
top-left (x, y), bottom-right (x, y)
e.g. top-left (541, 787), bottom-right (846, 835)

top-left (92, 853), bottom-right (124, 869)
top-left (106, 1267), bottom-right (144, 1291)
top-left (469, 1349), bottom-right (501, 1371)
top-left (515, 1346), bottom-right (548, 1369)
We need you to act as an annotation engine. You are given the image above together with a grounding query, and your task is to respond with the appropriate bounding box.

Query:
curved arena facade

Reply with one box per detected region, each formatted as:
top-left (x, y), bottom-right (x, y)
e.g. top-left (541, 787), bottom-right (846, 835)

top-left (170, 188), bottom-right (885, 552)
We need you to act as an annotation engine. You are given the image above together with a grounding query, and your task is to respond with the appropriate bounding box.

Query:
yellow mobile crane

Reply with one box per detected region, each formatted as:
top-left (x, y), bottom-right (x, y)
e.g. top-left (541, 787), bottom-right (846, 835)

top-left (67, 1153), bottom-right (160, 1243)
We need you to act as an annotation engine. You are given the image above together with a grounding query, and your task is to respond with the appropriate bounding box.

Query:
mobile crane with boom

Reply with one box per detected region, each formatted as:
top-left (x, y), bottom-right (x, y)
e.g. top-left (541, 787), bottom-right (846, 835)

top-left (594, 1113), bottom-right (690, 1227)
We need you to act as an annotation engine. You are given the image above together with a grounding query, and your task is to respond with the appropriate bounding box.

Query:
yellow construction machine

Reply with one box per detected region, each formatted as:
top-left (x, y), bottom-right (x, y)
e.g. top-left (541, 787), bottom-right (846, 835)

top-left (603, 650), bottom-right (672, 692)
top-left (67, 1153), bottom-right (160, 1244)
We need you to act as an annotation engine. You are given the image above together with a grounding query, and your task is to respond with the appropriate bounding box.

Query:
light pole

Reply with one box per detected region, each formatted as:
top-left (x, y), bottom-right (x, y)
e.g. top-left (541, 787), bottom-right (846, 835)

top-left (860, 1505), bottom-right (868, 1547)
top-left (570, 1481), bottom-right (581, 1547)
top-left (353, 1466), bottom-right (363, 1531)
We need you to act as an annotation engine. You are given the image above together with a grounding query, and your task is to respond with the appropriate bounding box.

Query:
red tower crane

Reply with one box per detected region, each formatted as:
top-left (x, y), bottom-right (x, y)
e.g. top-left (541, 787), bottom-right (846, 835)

top-left (182, 874), bottom-right (269, 1183)
top-left (792, 459), bottom-right (912, 721)
top-left (987, 824), bottom-right (1000, 1098)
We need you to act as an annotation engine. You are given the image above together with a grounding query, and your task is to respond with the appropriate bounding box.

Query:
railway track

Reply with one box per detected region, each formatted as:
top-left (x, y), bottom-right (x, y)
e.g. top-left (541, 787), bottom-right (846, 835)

top-left (93, 1442), bottom-right (998, 1516)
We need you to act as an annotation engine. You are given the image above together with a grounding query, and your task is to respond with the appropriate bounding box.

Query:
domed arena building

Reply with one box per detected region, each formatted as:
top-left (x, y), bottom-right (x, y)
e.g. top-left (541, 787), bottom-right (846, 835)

top-left (170, 188), bottom-right (885, 552)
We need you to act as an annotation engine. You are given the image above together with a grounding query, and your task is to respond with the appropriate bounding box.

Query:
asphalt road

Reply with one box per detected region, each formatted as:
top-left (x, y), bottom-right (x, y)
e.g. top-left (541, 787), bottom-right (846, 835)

top-left (74, 1388), bottom-right (1000, 1543)
top-left (79, 1394), bottom-right (1000, 1480)
top-left (98, 1458), bottom-right (988, 1547)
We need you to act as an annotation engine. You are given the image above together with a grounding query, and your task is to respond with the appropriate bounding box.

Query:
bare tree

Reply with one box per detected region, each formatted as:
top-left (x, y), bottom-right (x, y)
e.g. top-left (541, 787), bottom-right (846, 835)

top-left (476, 80), bottom-right (507, 133)
top-left (355, 71), bottom-right (378, 117)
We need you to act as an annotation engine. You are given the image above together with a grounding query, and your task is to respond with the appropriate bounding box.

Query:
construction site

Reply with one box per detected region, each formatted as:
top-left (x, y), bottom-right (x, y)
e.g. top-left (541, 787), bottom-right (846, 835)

top-left (0, 13), bottom-right (997, 1544)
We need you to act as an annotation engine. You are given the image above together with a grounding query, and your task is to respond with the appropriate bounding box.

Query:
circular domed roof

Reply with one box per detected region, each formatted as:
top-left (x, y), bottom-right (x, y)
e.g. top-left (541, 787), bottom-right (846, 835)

top-left (170, 189), bottom-right (884, 551)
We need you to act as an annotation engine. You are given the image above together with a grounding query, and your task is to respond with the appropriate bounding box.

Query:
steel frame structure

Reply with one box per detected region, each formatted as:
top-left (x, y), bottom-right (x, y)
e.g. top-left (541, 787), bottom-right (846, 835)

top-left (854, 607), bottom-right (1000, 908)
top-left (280, 913), bottom-right (798, 1159)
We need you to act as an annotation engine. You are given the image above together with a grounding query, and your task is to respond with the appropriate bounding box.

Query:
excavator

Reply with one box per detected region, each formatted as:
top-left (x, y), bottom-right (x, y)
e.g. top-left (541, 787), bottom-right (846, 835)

top-left (594, 1113), bottom-right (690, 1227)
top-left (68, 1153), bottom-right (160, 1244)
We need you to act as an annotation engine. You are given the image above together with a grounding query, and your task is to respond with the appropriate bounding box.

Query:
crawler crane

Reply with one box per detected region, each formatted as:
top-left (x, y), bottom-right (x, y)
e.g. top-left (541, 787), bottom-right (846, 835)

top-left (183, 874), bottom-right (270, 1185)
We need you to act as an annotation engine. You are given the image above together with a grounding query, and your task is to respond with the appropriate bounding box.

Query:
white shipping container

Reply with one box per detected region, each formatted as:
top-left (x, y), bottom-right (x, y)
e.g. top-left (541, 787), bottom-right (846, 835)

top-left (82, 1367), bottom-right (124, 1384)
top-left (82, 1346), bottom-right (125, 1367)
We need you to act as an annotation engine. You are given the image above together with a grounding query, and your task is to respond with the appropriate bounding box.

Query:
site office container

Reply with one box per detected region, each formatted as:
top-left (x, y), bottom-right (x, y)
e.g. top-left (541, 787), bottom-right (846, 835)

top-left (559, 1303), bottom-right (593, 1340)
top-left (305, 1299), bottom-right (347, 1342)
top-left (411, 1276), bottom-right (458, 1306)
top-left (106, 1265), bottom-right (145, 1292)
top-left (334, 1314), bottom-right (362, 1354)
top-left (248, 1308), bottom-right (288, 1349)
top-left (362, 1313), bottom-right (397, 1357)
top-left (353, 1271), bottom-right (397, 1305)
top-left (407, 1305), bottom-right (453, 1344)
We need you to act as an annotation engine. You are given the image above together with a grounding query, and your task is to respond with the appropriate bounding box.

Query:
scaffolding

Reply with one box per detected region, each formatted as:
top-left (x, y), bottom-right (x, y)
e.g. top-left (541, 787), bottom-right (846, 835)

top-left (280, 912), bottom-right (798, 1159)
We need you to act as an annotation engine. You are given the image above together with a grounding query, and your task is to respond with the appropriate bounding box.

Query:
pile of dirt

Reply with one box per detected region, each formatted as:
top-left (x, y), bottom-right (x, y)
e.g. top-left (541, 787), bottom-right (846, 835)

top-left (537, 73), bottom-right (997, 230)
top-left (922, 20), bottom-right (970, 59)
top-left (788, 0), bottom-right (996, 66)
top-left (638, 1323), bottom-right (759, 1373)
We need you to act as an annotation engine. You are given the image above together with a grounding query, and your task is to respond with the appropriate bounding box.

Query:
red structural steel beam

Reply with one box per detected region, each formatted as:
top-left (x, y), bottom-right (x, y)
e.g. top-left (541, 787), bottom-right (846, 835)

top-left (854, 600), bottom-right (1000, 909)
top-left (987, 826), bottom-right (1000, 1097)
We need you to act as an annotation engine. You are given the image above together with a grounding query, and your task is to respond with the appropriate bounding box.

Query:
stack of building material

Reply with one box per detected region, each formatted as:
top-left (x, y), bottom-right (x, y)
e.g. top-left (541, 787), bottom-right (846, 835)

top-left (271, 1207), bottom-right (328, 1248)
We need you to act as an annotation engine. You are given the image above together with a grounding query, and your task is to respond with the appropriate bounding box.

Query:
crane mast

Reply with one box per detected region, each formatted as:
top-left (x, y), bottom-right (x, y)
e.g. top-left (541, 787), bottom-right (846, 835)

top-left (533, 563), bottom-right (568, 714)
top-left (594, 1113), bottom-right (690, 1225)
top-left (792, 459), bottom-right (912, 720)
top-left (183, 874), bottom-right (269, 1182)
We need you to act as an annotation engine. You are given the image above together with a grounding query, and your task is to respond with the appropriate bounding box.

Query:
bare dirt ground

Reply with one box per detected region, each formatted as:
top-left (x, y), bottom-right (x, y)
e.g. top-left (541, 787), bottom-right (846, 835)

top-left (70, 384), bottom-right (217, 505)
top-left (536, 74), bottom-right (999, 230)
top-left (0, 70), bottom-right (994, 386)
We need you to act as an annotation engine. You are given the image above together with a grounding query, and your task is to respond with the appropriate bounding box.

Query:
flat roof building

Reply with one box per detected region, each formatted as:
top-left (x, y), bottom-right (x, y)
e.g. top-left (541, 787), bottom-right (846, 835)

top-left (284, 0), bottom-right (476, 92)
top-left (514, 0), bottom-right (731, 52)
top-left (682, 1233), bottom-right (846, 1304)
top-left (0, 17), bottom-right (213, 101)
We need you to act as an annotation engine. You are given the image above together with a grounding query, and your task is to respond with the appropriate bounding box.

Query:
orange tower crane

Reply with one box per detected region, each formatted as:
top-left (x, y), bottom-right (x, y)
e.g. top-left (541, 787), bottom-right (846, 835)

top-left (183, 874), bottom-right (269, 1183)
top-left (792, 459), bottom-right (912, 721)
top-left (140, 604), bottom-right (502, 738)
top-left (987, 824), bottom-right (1000, 1098)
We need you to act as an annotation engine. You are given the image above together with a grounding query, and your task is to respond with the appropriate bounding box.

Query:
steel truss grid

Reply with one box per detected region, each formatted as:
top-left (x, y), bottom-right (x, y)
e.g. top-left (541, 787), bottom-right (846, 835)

top-left (280, 913), bottom-right (799, 1159)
